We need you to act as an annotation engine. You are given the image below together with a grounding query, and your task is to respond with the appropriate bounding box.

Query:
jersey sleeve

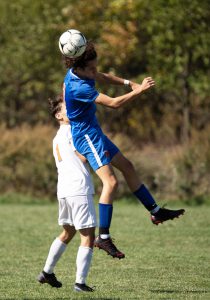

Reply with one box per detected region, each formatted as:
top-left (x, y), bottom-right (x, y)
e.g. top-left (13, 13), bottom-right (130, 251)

top-left (73, 82), bottom-right (99, 103)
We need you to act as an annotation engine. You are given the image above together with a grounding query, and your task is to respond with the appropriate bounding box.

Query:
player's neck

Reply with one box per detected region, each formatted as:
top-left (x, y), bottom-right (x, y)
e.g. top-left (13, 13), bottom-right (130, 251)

top-left (59, 120), bottom-right (69, 125)
top-left (73, 68), bottom-right (88, 80)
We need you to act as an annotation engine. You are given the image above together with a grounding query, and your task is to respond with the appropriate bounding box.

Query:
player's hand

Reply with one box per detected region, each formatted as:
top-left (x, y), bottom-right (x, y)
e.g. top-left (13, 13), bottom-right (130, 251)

top-left (140, 77), bottom-right (155, 92)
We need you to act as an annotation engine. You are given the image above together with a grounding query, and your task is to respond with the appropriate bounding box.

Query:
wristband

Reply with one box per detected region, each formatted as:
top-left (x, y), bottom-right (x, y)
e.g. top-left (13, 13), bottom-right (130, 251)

top-left (124, 79), bottom-right (130, 86)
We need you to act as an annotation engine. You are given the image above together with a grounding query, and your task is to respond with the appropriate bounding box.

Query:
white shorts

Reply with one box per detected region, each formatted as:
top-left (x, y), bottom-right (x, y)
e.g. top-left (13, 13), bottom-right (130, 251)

top-left (58, 194), bottom-right (97, 230)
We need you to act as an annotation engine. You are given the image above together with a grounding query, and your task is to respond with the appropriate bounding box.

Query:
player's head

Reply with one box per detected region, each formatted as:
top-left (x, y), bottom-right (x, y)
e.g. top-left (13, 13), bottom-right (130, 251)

top-left (64, 41), bottom-right (97, 79)
top-left (48, 94), bottom-right (69, 124)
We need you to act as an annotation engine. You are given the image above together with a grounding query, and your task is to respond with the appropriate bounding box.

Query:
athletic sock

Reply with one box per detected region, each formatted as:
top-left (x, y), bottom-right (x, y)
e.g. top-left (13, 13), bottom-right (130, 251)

top-left (98, 203), bottom-right (113, 238)
top-left (133, 184), bottom-right (160, 213)
top-left (43, 237), bottom-right (66, 274)
top-left (76, 246), bottom-right (93, 284)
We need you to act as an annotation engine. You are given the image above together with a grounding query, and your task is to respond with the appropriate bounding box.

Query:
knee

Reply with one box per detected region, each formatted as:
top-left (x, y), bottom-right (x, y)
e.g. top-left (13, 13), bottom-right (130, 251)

top-left (59, 227), bottom-right (75, 244)
top-left (85, 235), bottom-right (95, 248)
top-left (61, 231), bottom-right (71, 244)
top-left (112, 176), bottom-right (118, 191)
top-left (80, 233), bottom-right (95, 248)
top-left (109, 176), bottom-right (118, 192)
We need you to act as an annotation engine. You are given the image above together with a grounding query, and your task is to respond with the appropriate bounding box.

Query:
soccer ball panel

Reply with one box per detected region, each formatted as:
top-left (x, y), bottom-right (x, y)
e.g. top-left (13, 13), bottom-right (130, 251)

top-left (58, 29), bottom-right (87, 58)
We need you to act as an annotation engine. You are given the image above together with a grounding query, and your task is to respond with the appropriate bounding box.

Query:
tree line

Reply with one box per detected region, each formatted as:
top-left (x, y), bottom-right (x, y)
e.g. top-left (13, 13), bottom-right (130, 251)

top-left (0, 0), bottom-right (210, 144)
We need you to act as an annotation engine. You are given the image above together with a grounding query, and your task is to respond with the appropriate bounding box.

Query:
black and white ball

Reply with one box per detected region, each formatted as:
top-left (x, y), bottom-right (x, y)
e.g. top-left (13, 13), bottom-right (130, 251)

top-left (59, 29), bottom-right (87, 58)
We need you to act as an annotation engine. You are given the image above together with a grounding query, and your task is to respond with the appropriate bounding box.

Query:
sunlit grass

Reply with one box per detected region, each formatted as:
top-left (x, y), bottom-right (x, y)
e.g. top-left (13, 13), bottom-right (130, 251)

top-left (0, 199), bottom-right (210, 299)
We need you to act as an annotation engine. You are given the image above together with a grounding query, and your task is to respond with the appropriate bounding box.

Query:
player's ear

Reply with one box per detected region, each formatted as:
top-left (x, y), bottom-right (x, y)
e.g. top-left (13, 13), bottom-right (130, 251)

top-left (55, 112), bottom-right (62, 120)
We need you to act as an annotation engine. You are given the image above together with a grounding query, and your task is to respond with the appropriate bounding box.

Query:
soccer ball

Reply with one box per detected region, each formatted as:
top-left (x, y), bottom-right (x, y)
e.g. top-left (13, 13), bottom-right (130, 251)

top-left (58, 29), bottom-right (87, 58)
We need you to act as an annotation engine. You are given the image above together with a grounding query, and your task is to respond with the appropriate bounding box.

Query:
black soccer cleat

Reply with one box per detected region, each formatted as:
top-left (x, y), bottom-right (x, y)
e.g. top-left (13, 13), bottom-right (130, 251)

top-left (74, 283), bottom-right (95, 292)
top-left (37, 271), bottom-right (62, 288)
top-left (94, 236), bottom-right (125, 259)
top-left (151, 207), bottom-right (185, 225)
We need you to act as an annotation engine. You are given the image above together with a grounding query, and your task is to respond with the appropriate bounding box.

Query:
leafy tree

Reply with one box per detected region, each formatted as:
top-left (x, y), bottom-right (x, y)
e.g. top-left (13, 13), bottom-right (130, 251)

top-left (0, 0), bottom-right (66, 126)
top-left (0, 0), bottom-right (210, 144)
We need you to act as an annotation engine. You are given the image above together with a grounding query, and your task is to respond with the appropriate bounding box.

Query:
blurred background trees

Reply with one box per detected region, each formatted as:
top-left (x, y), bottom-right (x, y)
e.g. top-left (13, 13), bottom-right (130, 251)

top-left (0, 0), bottom-right (210, 201)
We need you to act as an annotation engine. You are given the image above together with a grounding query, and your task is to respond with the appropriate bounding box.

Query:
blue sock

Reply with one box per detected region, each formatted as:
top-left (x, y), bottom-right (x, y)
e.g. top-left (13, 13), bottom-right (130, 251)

top-left (133, 184), bottom-right (158, 212)
top-left (99, 203), bottom-right (113, 234)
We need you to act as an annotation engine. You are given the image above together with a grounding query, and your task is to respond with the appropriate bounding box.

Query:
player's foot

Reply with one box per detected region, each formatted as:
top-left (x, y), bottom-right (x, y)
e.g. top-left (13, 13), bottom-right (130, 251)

top-left (74, 283), bottom-right (95, 292)
top-left (151, 207), bottom-right (185, 225)
top-left (94, 236), bottom-right (125, 259)
top-left (37, 271), bottom-right (62, 288)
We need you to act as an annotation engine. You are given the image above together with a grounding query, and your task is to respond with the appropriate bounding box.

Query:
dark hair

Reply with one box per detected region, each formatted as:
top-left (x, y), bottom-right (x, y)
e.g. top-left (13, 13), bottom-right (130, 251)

top-left (48, 94), bottom-right (63, 118)
top-left (63, 41), bottom-right (97, 69)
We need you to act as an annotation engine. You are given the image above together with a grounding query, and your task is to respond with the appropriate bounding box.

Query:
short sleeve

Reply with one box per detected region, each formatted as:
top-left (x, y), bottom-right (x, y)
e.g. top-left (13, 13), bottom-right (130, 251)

top-left (73, 82), bottom-right (99, 103)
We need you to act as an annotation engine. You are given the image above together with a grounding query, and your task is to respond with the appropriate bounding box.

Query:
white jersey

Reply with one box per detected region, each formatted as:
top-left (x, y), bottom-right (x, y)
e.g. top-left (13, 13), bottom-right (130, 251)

top-left (53, 124), bottom-right (94, 198)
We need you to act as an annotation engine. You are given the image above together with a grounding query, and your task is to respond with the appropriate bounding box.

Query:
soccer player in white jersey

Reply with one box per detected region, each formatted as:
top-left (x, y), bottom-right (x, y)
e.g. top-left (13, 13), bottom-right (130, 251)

top-left (37, 95), bottom-right (96, 292)
top-left (63, 41), bottom-right (185, 259)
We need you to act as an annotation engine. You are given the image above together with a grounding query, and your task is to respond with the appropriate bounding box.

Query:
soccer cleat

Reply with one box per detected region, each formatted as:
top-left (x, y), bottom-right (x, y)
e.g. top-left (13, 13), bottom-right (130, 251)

top-left (74, 283), bottom-right (95, 292)
top-left (37, 271), bottom-right (62, 288)
top-left (94, 236), bottom-right (125, 259)
top-left (151, 207), bottom-right (185, 225)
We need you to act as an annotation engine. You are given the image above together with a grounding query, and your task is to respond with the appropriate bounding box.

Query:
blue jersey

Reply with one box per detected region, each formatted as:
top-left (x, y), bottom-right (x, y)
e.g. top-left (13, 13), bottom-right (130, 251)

top-left (63, 68), bottom-right (99, 137)
top-left (63, 68), bottom-right (119, 171)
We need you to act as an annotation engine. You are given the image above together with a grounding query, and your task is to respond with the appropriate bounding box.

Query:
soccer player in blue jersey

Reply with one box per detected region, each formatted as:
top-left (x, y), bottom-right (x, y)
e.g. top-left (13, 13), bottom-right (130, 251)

top-left (63, 41), bottom-right (185, 259)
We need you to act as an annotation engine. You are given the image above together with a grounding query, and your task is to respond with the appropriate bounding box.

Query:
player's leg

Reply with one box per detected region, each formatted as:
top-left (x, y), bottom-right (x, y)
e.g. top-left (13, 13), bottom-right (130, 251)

top-left (111, 151), bottom-right (185, 224)
top-left (71, 194), bottom-right (96, 292)
top-left (37, 196), bottom-right (76, 288)
top-left (37, 225), bottom-right (76, 288)
top-left (96, 163), bottom-right (117, 237)
top-left (77, 132), bottom-right (124, 258)
top-left (43, 225), bottom-right (76, 274)
top-left (74, 227), bottom-right (95, 292)
top-left (86, 136), bottom-right (124, 258)
top-left (74, 133), bottom-right (118, 239)
top-left (94, 164), bottom-right (125, 259)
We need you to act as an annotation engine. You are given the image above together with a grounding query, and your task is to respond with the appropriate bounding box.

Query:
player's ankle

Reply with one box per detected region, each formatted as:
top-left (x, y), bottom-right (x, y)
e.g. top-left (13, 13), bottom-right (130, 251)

top-left (150, 205), bottom-right (160, 215)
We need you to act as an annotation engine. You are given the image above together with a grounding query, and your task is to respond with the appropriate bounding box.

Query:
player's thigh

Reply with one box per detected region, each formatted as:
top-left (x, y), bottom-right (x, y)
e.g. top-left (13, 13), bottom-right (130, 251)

top-left (111, 151), bottom-right (133, 172)
top-left (58, 197), bottom-right (73, 226)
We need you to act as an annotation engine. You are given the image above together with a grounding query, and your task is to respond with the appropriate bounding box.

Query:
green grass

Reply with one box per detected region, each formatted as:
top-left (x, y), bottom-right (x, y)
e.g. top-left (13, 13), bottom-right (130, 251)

top-left (0, 199), bottom-right (210, 300)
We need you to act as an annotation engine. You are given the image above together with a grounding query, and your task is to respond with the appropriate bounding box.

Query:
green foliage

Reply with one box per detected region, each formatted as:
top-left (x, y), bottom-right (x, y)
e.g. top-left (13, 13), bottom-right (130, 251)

top-left (62, 0), bottom-right (210, 143)
top-left (0, 0), bottom-right (66, 126)
top-left (0, 0), bottom-right (210, 143)
top-left (0, 1), bottom-right (210, 200)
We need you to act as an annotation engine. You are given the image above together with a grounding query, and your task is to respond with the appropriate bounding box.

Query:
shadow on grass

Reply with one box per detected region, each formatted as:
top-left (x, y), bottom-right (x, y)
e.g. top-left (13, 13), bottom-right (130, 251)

top-left (150, 289), bottom-right (209, 294)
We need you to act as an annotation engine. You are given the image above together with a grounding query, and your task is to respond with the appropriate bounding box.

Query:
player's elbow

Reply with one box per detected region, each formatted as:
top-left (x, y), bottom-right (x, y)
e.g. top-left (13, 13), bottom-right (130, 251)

top-left (110, 99), bottom-right (122, 109)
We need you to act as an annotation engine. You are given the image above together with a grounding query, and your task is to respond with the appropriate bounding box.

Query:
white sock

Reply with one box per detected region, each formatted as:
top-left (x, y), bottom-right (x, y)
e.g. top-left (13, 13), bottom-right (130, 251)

top-left (150, 205), bottom-right (160, 214)
top-left (76, 246), bottom-right (93, 284)
top-left (43, 237), bottom-right (66, 274)
top-left (100, 234), bottom-right (110, 239)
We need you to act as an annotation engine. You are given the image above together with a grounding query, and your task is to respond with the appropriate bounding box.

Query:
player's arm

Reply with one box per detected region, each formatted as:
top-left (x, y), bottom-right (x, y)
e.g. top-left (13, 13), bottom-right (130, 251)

top-left (95, 72), bottom-right (125, 86)
top-left (95, 77), bottom-right (155, 109)
top-left (95, 72), bottom-right (142, 91)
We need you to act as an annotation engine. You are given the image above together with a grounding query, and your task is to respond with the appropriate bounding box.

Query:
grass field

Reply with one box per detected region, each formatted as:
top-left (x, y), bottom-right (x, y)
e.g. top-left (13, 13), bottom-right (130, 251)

top-left (0, 198), bottom-right (210, 300)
